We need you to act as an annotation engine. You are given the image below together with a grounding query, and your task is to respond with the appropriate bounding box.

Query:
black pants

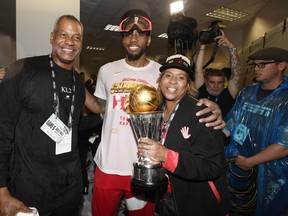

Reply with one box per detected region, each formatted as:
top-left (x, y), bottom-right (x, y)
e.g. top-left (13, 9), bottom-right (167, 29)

top-left (41, 195), bottom-right (82, 216)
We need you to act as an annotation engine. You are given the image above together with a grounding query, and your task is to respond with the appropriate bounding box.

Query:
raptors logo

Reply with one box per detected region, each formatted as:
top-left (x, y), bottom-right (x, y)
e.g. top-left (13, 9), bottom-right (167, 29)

top-left (113, 95), bottom-right (125, 110)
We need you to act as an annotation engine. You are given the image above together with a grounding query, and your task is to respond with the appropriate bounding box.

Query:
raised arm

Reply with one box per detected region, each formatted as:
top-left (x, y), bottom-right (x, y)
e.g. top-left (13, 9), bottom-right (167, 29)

top-left (194, 44), bottom-right (206, 89)
top-left (216, 30), bottom-right (241, 98)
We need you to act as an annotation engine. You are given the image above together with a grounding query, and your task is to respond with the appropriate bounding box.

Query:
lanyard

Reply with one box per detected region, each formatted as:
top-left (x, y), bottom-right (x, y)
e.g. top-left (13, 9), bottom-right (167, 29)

top-left (161, 103), bottom-right (179, 145)
top-left (49, 55), bottom-right (76, 129)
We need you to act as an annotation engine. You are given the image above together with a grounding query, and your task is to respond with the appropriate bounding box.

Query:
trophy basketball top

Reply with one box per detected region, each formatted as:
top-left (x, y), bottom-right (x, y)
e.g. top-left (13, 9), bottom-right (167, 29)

top-left (129, 83), bottom-right (160, 113)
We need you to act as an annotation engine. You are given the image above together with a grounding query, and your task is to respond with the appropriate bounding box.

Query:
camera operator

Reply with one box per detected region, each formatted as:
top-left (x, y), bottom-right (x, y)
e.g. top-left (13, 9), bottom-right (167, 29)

top-left (195, 30), bottom-right (242, 117)
top-left (167, 13), bottom-right (198, 56)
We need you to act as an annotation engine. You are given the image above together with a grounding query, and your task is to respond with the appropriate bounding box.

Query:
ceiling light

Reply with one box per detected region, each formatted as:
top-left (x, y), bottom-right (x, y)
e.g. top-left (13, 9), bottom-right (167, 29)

top-left (104, 24), bottom-right (119, 32)
top-left (158, 33), bottom-right (168, 39)
top-left (205, 7), bottom-right (250, 22)
top-left (170, 1), bottom-right (184, 15)
top-left (86, 46), bottom-right (105, 51)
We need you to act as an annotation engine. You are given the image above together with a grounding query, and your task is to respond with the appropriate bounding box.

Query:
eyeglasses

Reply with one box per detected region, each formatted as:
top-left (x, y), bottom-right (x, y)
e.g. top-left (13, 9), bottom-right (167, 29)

top-left (119, 16), bottom-right (152, 33)
top-left (249, 61), bottom-right (279, 68)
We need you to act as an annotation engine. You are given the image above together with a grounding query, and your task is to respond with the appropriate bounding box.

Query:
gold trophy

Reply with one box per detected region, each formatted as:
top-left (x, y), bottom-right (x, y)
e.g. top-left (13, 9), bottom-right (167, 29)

top-left (128, 84), bottom-right (165, 190)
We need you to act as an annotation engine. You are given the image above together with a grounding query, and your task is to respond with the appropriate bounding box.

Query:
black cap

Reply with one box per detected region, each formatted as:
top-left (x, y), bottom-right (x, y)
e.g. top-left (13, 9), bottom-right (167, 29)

top-left (121, 9), bottom-right (151, 23)
top-left (248, 47), bottom-right (288, 62)
top-left (160, 54), bottom-right (193, 79)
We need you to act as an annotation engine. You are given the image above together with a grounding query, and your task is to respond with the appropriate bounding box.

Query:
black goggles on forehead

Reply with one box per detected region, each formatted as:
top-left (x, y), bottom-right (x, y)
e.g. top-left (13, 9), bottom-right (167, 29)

top-left (119, 16), bottom-right (152, 33)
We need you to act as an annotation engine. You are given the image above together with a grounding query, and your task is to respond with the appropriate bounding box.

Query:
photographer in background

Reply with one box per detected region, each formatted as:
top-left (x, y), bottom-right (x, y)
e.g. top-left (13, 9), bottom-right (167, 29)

top-left (195, 30), bottom-right (242, 117)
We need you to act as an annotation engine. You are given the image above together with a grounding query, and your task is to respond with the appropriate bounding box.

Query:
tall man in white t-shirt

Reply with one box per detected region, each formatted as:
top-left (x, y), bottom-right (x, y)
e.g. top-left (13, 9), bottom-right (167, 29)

top-left (84, 9), bottom-right (225, 216)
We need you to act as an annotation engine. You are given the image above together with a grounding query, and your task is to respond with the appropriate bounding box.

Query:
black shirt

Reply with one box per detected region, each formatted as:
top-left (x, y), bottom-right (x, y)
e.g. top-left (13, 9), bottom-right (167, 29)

top-left (198, 84), bottom-right (235, 118)
top-left (0, 55), bottom-right (85, 214)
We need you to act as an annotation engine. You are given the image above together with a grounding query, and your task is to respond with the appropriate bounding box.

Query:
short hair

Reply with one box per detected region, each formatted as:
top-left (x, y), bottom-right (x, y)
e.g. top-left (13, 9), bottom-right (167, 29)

top-left (204, 68), bottom-right (225, 79)
top-left (53, 15), bottom-right (83, 33)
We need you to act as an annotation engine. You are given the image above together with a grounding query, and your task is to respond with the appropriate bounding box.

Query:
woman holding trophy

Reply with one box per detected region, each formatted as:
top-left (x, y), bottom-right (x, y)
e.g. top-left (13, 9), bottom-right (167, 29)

top-left (137, 54), bottom-right (231, 216)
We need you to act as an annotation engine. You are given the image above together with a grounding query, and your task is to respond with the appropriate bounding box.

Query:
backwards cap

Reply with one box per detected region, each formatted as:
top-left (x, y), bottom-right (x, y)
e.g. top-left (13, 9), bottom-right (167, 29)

top-left (121, 9), bottom-right (151, 22)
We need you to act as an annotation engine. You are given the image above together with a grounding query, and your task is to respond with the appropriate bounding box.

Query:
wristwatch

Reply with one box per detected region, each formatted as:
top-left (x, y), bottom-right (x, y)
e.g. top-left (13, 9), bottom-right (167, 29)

top-left (229, 47), bottom-right (237, 52)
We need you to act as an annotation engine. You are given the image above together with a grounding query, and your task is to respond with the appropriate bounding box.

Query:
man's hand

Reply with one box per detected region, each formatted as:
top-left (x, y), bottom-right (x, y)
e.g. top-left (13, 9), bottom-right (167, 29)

top-left (215, 30), bottom-right (235, 49)
top-left (0, 187), bottom-right (32, 216)
top-left (235, 155), bottom-right (254, 171)
top-left (196, 98), bottom-right (226, 129)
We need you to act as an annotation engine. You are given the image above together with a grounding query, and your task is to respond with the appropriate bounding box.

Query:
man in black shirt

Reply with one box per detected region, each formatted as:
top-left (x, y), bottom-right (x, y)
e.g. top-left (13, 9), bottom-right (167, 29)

top-left (0, 15), bottom-right (85, 216)
top-left (195, 31), bottom-right (241, 117)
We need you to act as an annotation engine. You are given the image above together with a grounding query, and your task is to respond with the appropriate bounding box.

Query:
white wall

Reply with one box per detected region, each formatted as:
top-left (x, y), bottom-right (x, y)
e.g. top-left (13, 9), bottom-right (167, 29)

top-left (16, 0), bottom-right (80, 60)
top-left (243, 0), bottom-right (288, 50)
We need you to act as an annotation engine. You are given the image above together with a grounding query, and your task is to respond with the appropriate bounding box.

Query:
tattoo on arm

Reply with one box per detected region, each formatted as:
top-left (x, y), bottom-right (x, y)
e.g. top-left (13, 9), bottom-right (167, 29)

top-left (229, 50), bottom-right (241, 90)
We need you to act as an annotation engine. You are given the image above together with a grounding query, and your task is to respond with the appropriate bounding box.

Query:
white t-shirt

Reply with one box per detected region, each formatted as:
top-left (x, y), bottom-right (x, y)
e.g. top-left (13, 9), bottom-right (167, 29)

top-left (94, 58), bottom-right (161, 176)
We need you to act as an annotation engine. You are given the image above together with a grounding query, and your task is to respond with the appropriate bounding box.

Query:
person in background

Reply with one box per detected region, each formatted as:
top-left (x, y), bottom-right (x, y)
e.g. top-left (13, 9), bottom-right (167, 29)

top-left (223, 47), bottom-right (288, 216)
top-left (195, 30), bottom-right (241, 117)
top-left (137, 54), bottom-right (231, 216)
top-left (84, 9), bottom-right (226, 216)
top-left (0, 15), bottom-right (85, 216)
top-left (0, 65), bottom-right (5, 83)
top-left (78, 79), bottom-right (103, 195)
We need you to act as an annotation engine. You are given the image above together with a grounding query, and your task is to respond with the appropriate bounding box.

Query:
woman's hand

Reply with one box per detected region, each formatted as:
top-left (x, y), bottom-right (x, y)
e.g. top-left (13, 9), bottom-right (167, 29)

top-left (138, 137), bottom-right (168, 163)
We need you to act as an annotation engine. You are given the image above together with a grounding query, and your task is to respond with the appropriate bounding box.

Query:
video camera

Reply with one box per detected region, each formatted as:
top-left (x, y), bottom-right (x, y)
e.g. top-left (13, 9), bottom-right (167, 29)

top-left (199, 20), bottom-right (223, 44)
top-left (167, 13), bottom-right (198, 54)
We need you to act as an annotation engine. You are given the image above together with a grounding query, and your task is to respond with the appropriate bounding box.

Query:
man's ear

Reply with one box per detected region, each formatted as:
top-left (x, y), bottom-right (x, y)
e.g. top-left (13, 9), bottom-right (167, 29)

top-left (147, 36), bottom-right (151, 47)
top-left (278, 61), bottom-right (287, 71)
top-left (49, 32), bottom-right (54, 45)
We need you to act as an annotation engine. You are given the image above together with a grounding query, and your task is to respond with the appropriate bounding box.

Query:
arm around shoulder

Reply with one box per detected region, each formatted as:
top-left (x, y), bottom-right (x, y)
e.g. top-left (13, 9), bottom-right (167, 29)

top-left (196, 98), bottom-right (226, 129)
top-left (84, 88), bottom-right (105, 114)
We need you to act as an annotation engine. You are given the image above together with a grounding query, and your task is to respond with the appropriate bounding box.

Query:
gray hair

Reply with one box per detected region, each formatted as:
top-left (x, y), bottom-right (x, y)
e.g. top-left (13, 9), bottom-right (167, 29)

top-left (53, 15), bottom-right (83, 33)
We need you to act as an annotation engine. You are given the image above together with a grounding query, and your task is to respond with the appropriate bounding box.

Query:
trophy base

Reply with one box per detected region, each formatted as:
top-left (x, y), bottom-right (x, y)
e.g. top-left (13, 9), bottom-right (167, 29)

top-left (131, 162), bottom-right (166, 191)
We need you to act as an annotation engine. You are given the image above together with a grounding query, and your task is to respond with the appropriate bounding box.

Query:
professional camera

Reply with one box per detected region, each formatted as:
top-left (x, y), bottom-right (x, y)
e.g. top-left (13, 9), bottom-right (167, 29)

top-left (199, 20), bottom-right (223, 44)
top-left (167, 13), bottom-right (198, 52)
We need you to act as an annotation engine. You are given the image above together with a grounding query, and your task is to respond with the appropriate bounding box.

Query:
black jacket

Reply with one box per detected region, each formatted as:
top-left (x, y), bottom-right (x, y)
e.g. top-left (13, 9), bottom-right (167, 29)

top-left (0, 55), bottom-right (85, 214)
top-left (164, 95), bottom-right (231, 216)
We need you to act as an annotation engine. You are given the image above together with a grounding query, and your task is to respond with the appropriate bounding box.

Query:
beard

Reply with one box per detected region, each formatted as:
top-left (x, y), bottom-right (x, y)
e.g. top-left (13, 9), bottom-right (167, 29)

top-left (126, 46), bottom-right (147, 61)
top-left (206, 87), bottom-right (223, 96)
